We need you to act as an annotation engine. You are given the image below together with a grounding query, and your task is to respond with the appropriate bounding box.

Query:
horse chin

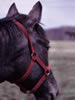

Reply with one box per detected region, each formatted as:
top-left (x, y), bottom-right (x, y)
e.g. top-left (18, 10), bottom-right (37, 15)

top-left (35, 90), bottom-right (59, 100)
top-left (35, 93), bottom-right (54, 100)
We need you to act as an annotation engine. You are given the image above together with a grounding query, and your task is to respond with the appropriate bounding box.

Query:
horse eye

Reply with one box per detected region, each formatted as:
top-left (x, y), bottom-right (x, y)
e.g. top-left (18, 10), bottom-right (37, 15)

top-left (37, 40), bottom-right (50, 50)
top-left (46, 45), bottom-right (50, 50)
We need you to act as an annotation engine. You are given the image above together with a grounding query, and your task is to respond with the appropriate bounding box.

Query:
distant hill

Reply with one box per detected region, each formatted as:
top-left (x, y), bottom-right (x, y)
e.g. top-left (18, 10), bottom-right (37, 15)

top-left (46, 26), bottom-right (75, 40)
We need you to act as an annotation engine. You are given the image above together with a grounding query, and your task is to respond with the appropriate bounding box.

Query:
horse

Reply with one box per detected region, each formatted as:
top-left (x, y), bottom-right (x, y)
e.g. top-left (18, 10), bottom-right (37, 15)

top-left (0, 1), bottom-right (59, 100)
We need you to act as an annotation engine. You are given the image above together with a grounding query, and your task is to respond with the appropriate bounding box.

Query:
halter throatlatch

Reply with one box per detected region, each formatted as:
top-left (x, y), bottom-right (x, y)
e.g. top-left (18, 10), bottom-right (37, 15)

top-left (12, 20), bottom-right (50, 93)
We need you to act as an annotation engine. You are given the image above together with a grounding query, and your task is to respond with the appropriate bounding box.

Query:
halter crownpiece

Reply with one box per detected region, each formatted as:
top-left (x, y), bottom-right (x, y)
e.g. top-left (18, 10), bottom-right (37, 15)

top-left (12, 19), bottom-right (51, 93)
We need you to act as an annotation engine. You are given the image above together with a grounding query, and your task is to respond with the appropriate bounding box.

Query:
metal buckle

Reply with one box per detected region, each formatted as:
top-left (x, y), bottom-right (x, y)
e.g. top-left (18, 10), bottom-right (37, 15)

top-left (45, 70), bottom-right (50, 76)
top-left (31, 52), bottom-right (36, 61)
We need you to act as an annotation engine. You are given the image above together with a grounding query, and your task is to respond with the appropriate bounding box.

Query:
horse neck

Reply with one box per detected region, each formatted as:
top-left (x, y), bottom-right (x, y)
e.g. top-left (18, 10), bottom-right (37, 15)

top-left (0, 28), bottom-right (7, 66)
top-left (35, 94), bottom-right (52, 100)
top-left (0, 24), bottom-right (15, 82)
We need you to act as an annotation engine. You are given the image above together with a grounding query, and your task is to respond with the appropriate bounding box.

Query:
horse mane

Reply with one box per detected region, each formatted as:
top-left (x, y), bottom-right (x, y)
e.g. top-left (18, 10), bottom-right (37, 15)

top-left (0, 14), bottom-right (25, 23)
top-left (0, 14), bottom-right (49, 50)
top-left (0, 14), bottom-right (26, 36)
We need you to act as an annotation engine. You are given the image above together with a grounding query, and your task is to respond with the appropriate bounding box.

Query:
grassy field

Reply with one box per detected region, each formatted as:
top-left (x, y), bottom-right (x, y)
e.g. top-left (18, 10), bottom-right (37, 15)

top-left (0, 41), bottom-right (75, 100)
top-left (49, 41), bottom-right (75, 100)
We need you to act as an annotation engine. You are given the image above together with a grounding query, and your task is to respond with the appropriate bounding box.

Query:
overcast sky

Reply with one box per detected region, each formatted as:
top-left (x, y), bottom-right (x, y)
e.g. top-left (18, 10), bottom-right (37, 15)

top-left (0, 0), bottom-right (75, 29)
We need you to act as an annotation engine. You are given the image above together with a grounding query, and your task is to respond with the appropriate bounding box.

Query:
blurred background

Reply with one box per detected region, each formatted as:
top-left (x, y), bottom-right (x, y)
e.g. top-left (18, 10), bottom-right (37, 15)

top-left (0, 0), bottom-right (75, 100)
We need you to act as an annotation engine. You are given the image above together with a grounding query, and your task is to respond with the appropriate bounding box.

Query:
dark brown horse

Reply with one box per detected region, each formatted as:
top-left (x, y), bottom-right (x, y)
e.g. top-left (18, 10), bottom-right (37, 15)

top-left (0, 1), bottom-right (59, 100)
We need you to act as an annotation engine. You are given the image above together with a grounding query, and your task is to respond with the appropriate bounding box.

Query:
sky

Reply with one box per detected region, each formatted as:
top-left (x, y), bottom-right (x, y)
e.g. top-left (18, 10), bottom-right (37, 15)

top-left (41, 0), bottom-right (75, 28)
top-left (0, 0), bottom-right (75, 29)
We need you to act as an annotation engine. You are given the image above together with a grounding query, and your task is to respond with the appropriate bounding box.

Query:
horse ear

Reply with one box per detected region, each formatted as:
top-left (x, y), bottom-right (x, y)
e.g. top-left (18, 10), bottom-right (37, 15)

top-left (28, 1), bottom-right (42, 23)
top-left (7, 3), bottom-right (19, 17)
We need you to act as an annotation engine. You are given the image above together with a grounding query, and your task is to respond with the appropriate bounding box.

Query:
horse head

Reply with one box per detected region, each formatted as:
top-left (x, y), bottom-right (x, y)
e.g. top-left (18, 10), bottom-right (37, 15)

top-left (0, 1), bottom-right (59, 100)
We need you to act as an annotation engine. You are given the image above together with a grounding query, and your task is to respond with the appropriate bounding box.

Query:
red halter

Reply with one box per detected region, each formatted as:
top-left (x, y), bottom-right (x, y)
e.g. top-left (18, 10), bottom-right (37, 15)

top-left (12, 20), bottom-right (50, 93)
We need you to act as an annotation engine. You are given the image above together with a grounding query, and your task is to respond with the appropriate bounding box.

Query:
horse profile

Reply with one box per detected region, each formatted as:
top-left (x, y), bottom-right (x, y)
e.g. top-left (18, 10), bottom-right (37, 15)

top-left (0, 1), bottom-right (59, 100)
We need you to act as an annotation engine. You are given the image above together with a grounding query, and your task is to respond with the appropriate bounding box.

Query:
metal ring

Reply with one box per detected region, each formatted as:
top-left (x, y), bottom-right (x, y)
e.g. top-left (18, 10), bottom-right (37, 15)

top-left (45, 70), bottom-right (50, 76)
top-left (31, 53), bottom-right (36, 60)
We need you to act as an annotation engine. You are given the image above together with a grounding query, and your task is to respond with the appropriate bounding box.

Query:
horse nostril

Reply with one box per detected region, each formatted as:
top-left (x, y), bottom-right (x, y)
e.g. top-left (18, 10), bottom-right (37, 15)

top-left (56, 90), bottom-right (59, 96)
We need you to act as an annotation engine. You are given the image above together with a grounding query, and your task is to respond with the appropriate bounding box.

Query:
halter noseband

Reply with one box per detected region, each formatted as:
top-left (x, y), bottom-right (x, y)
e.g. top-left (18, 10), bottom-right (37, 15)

top-left (12, 20), bottom-right (50, 93)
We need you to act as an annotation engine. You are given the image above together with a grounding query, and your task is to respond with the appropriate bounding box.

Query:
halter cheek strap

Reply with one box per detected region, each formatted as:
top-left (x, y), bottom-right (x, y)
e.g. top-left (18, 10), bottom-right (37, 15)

top-left (12, 20), bottom-right (51, 93)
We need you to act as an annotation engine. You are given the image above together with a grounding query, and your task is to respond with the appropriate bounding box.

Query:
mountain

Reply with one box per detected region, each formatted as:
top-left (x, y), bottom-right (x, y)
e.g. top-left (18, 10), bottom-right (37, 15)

top-left (46, 26), bottom-right (75, 40)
